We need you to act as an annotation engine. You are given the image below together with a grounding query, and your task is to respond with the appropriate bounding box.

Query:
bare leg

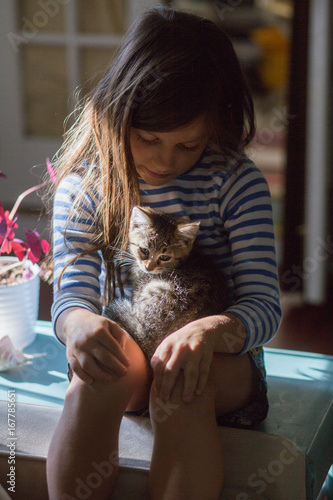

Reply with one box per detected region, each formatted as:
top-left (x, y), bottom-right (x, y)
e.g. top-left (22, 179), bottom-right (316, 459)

top-left (149, 352), bottom-right (255, 500)
top-left (47, 335), bottom-right (150, 500)
top-left (149, 371), bottom-right (224, 500)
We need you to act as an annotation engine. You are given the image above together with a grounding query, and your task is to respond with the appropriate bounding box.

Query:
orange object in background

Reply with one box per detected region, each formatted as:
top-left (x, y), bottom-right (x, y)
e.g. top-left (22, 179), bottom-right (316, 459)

top-left (252, 25), bottom-right (290, 92)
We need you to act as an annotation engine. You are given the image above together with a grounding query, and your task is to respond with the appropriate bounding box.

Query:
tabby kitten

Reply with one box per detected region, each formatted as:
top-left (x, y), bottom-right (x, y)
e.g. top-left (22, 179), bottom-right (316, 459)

top-left (104, 206), bottom-right (232, 361)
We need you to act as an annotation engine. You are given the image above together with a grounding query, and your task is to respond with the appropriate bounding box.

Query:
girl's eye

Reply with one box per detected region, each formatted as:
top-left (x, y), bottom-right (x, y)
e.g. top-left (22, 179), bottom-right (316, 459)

top-left (178, 144), bottom-right (200, 152)
top-left (139, 247), bottom-right (149, 258)
top-left (136, 133), bottom-right (157, 145)
top-left (159, 255), bottom-right (171, 262)
top-left (136, 133), bottom-right (199, 152)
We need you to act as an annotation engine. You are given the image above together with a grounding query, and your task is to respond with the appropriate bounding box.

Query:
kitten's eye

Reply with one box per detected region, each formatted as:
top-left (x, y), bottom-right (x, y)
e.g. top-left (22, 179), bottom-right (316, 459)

top-left (139, 247), bottom-right (149, 259)
top-left (159, 255), bottom-right (171, 262)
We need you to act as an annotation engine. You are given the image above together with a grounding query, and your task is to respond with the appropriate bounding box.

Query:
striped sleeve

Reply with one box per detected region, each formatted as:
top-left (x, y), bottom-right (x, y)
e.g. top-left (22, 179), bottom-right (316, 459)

top-left (221, 164), bottom-right (282, 353)
top-left (51, 175), bottom-right (103, 338)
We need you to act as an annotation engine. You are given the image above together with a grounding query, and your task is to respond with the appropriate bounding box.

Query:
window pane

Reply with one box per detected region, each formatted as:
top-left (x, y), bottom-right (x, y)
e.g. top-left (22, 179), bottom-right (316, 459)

top-left (78, 0), bottom-right (127, 34)
top-left (80, 48), bottom-right (117, 97)
top-left (169, 0), bottom-right (217, 20)
top-left (21, 45), bottom-right (68, 137)
top-left (18, 0), bottom-right (66, 33)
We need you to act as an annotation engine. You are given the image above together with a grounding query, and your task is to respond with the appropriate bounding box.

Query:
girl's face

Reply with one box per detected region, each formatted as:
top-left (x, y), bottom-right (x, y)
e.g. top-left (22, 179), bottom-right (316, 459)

top-left (130, 117), bottom-right (212, 186)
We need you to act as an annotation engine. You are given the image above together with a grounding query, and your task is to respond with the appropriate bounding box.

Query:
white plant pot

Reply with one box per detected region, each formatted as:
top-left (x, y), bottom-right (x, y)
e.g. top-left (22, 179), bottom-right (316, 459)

top-left (0, 257), bottom-right (40, 349)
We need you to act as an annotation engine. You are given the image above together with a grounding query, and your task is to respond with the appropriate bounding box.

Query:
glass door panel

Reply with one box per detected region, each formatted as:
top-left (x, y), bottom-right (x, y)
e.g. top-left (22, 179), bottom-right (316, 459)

top-left (78, 0), bottom-right (128, 34)
top-left (21, 45), bottom-right (68, 137)
top-left (80, 48), bottom-right (117, 96)
top-left (18, 0), bottom-right (66, 32)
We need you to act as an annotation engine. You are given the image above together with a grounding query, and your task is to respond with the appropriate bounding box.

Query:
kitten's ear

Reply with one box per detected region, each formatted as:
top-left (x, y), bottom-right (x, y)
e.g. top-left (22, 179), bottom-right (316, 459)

top-left (131, 206), bottom-right (152, 228)
top-left (177, 221), bottom-right (200, 244)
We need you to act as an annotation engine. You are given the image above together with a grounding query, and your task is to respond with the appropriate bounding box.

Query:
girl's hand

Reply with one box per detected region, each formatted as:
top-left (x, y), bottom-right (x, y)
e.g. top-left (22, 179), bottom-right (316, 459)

top-left (150, 319), bottom-right (218, 403)
top-left (63, 308), bottom-right (131, 384)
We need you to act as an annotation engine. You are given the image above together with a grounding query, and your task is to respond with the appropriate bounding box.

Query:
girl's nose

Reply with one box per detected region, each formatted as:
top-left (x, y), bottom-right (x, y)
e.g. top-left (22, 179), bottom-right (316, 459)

top-left (153, 149), bottom-right (175, 173)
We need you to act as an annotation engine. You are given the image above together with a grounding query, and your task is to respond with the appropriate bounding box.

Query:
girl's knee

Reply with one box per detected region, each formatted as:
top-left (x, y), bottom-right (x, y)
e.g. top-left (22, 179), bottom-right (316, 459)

top-left (65, 337), bottom-right (151, 410)
top-left (149, 370), bottom-right (215, 429)
top-left (64, 370), bottom-right (140, 415)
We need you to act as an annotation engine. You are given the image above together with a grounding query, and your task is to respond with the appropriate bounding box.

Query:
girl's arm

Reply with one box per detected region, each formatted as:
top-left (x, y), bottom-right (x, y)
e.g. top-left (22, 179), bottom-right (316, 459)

top-left (191, 312), bottom-right (247, 354)
top-left (52, 175), bottom-right (130, 382)
top-left (52, 173), bottom-right (103, 341)
top-left (221, 161), bottom-right (283, 352)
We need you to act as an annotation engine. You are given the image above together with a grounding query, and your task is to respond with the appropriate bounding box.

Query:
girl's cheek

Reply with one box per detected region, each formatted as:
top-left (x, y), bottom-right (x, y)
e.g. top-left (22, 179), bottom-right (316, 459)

top-left (131, 144), bottom-right (148, 164)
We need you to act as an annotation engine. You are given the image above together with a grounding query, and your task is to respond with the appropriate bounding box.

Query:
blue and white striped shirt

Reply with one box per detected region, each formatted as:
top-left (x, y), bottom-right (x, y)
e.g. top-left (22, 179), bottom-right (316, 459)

top-left (52, 145), bottom-right (282, 354)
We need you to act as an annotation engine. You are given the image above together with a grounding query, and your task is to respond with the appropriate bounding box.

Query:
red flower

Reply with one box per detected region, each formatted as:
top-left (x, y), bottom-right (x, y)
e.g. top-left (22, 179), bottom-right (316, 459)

top-left (0, 158), bottom-right (56, 264)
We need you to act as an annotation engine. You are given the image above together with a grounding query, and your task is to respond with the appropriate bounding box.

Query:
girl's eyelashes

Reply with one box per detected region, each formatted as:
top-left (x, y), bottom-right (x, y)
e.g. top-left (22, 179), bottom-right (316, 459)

top-left (135, 133), bottom-right (200, 152)
top-left (178, 143), bottom-right (200, 152)
top-left (136, 133), bottom-right (158, 145)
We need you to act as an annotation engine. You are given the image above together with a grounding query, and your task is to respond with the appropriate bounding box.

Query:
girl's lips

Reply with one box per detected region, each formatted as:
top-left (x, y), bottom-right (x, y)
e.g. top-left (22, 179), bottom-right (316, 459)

top-left (142, 166), bottom-right (171, 179)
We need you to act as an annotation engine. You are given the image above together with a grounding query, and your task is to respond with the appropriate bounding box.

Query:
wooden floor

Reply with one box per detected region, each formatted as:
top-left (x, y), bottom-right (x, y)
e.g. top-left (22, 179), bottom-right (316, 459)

top-left (39, 282), bottom-right (333, 357)
top-left (266, 292), bottom-right (333, 356)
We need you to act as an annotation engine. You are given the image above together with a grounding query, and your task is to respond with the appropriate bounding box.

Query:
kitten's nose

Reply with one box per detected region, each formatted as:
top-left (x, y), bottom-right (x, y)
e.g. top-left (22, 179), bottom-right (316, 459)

top-left (145, 261), bottom-right (155, 271)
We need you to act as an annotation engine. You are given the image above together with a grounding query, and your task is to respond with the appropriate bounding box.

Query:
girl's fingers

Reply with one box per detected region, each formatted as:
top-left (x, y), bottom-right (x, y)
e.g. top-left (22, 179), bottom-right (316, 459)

top-left (151, 358), bottom-right (166, 397)
top-left (97, 328), bottom-right (131, 369)
top-left (151, 337), bottom-right (215, 403)
top-left (70, 349), bottom-right (117, 383)
top-left (194, 351), bottom-right (214, 397)
top-left (159, 359), bottom-right (181, 403)
top-left (154, 348), bottom-right (186, 402)
top-left (106, 321), bottom-right (128, 350)
top-left (68, 355), bottom-right (95, 385)
top-left (153, 350), bottom-right (213, 403)
top-left (182, 361), bottom-right (200, 402)
top-left (151, 347), bottom-right (172, 397)
top-left (80, 353), bottom-right (116, 382)
top-left (91, 344), bottom-right (129, 377)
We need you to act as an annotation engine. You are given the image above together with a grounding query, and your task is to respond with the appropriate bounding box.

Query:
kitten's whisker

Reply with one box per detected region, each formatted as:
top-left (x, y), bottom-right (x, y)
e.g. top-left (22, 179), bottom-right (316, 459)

top-left (114, 257), bottom-right (132, 265)
top-left (117, 260), bottom-right (135, 268)
top-left (119, 250), bottom-right (134, 258)
top-left (107, 245), bottom-right (136, 266)
top-left (107, 244), bottom-right (132, 257)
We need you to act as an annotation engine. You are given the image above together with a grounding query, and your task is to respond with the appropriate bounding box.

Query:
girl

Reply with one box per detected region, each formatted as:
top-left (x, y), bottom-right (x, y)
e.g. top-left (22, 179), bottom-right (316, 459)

top-left (47, 6), bottom-right (282, 500)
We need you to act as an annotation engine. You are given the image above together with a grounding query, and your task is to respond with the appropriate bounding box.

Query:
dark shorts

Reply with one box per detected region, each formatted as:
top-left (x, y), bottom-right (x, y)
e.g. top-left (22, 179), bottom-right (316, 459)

top-left (215, 350), bottom-right (269, 428)
top-left (67, 346), bottom-right (269, 429)
top-left (214, 345), bottom-right (269, 428)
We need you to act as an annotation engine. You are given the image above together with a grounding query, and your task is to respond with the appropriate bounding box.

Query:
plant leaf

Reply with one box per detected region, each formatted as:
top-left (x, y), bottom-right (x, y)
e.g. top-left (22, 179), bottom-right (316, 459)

top-left (27, 248), bottom-right (39, 264)
top-left (11, 240), bottom-right (27, 261)
top-left (0, 237), bottom-right (12, 255)
top-left (0, 204), bottom-right (6, 219)
top-left (46, 158), bottom-right (57, 184)
top-left (41, 239), bottom-right (50, 254)
top-left (0, 218), bottom-right (7, 238)
top-left (24, 230), bottom-right (42, 261)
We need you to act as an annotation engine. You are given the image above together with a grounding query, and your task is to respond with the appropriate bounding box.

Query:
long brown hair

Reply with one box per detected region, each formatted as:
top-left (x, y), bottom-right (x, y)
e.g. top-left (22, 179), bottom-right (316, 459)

top-left (49, 5), bottom-right (255, 301)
